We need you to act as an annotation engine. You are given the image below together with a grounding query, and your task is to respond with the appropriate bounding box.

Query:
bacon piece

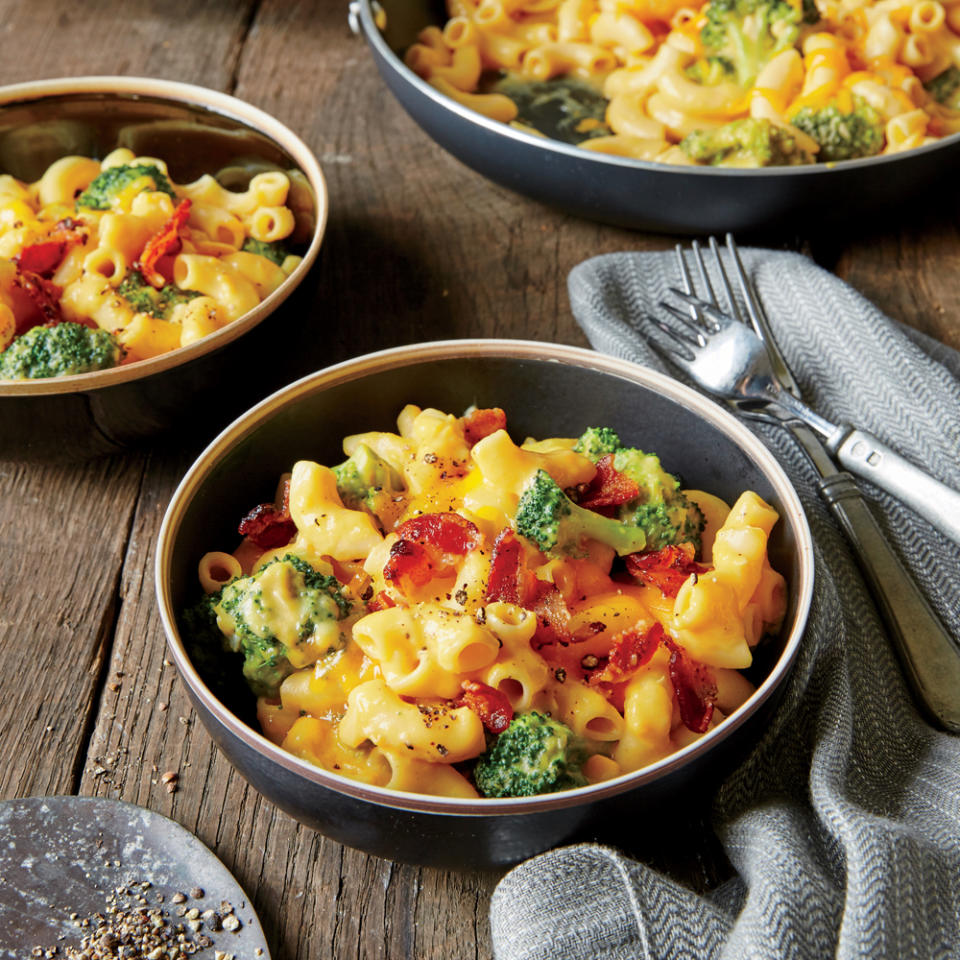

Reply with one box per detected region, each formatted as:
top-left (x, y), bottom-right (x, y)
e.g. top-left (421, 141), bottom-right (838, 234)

top-left (455, 680), bottom-right (513, 734)
top-left (137, 198), bottom-right (191, 288)
top-left (17, 241), bottom-right (68, 277)
top-left (366, 591), bottom-right (396, 612)
top-left (663, 637), bottom-right (716, 733)
top-left (13, 270), bottom-right (63, 330)
top-left (578, 454), bottom-right (640, 510)
top-left (625, 545), bottom-right (708, 598)
top-left (460, 407), bottom-right (507, 446)
top-left (485, 528), bottom-right (528, 604)
top-left (529, 579), bottom-right (573, 649)
top-left (15, 220), bottom-right (87, 278)
top-left (485, 527), bottom-right (573, 647)
top-left (589, 622), bottom-right (664, 685)
top-left (237, 502), bottom-right (297, 549)
top-left (383, 512), bottom-right (482, 595)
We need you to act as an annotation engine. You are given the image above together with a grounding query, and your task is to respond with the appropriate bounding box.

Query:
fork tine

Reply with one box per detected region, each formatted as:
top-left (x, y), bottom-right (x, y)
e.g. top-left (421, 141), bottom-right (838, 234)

top-left (690, 240), bottom-right (718, 309)
top-left (665, 289), bottom-right (729, 329)
top-left (725, 233), bottom-right (802, 398)
top-left (708, 235), bottom-right (740, 323)
top-left (657, 302), bottom-right (709, 346)
top-left (674, 244), bottom-right (713, 331)
top-left (649, 317), bottom-right (697, 361)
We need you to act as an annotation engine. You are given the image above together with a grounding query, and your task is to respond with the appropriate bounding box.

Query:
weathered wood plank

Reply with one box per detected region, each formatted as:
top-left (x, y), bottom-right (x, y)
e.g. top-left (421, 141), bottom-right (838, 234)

top-left (0, 454), bottom-right (145, 798)
top-left (0, 0), bottom-right (257, 88)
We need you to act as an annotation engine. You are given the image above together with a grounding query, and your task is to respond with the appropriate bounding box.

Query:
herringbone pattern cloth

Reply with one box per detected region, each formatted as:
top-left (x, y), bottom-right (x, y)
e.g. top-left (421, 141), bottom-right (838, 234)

top-left (489, 249), bottom-right (960, 960)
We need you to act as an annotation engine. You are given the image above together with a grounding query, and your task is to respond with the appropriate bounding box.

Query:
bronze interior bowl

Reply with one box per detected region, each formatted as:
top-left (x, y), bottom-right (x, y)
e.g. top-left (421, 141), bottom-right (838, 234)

top-left (156, 339), bottom-right (815, 869)
top-left (0, 76), bottom-right (327, 461)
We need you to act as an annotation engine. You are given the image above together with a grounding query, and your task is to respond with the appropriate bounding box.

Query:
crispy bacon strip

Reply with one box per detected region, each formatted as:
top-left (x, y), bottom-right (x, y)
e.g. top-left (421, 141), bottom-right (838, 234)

top-left (485, 528), bottom-right (573, 647)
top-left (15, 220), bottom-right (87, 278)
top-left (578, 454), bottom-right (640, 511)
top-left (455, 680), bottom-right (513, 734)
top-left (238, 502), bottom-right (297, 549)
top-left (460, 407), bottom-right (506, 447)
top-left (366, 591), bottom-right (396, 612)
top-left (485, 528), bottom-right (528, 604)
top-left (625, 545), bottom-right (708, 598)
top-left (13, 270), bottom-right (63, 330)
top-left (383, 512), bottom-right (481, 595)
top-left (16, 241), bottom-right (68, 277)
top-left (664, 637), bottom-right (717, 733)
top-left (528, 579), bottom-right (573, 649)
top-left (589, 622), bottom-right (664, 685)
top-left (138, 198), bottom-right (191, 288)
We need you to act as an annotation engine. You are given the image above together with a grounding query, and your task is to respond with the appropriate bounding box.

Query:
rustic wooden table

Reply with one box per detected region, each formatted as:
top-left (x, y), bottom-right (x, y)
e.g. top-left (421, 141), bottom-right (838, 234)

top-left (1, 2), bottom-right (958, 958)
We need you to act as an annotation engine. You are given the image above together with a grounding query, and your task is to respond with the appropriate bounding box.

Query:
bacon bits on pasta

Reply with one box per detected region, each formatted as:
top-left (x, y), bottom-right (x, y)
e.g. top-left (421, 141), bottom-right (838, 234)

top-left (181, 404), bottom-right (788, 799)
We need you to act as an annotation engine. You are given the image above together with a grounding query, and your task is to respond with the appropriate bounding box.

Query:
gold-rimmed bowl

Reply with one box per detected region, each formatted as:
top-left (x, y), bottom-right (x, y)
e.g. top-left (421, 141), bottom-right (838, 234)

top-left (156, 339), bottom-right (815, 868)
top-left (0, 76), bottom-right (327, 461)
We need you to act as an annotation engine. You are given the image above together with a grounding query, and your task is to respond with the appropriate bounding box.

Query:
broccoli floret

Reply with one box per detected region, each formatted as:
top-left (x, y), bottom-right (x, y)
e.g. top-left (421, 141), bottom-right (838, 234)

top-left (515, 469), bottom-right (648, 557)
top-left (700, 0), bottom-right (814, 88)
top-left (925, 66), bottom-right (960, 109)
top-left (241, 237), bottom-right (288, 266)
top-left (685, 57), bottom-right (737, 84)
top-left (680, 118), bottom-right (815, 167)
top-left (115, 269), bottom-right (201, 319)
top-left (473, 711), bottom-right (587, 798)
top-left (208, 554), bottom-right (352, 698)
top-left (790, 96), bottom-right (883, 162)
top-left (0, 322), bottom-right (120, 379)
top-left (573, 426), bottom-right (622, 461)
top-left (332, 443), bottom-right (406, 518)
top-left (76, 163), bottom-right (177, 210)
top-left (611, 448), bottom-right (705, 553)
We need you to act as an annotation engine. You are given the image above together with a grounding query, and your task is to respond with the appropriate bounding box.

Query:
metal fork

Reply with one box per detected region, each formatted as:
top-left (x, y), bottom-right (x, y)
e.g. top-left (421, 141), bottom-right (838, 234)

top-left (655, 236), bottom-right (960, 733)
top-left (652, 241), bottom-right (960, 547)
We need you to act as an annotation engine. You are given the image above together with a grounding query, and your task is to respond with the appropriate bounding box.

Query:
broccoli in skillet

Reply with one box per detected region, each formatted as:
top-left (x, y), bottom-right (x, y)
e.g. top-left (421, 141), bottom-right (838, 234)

top-left (699, 0), bottom-right (819, 89)
top-left (76, 163), bottom-right (177, 210)
top-left (473, 711), bottom-right (587, 798)
top-left (681, 118), bottom-right (815, 167)
top-left (0, 322), bottom-right (120, 379)
top-left (790, 96), bottom-right (884, 162)
top-left (925, 65), bottom-right (960, 109)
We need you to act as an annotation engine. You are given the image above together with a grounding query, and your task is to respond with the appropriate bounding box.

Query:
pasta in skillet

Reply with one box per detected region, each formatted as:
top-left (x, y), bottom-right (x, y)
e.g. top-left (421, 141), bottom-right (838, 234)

top-left (181, 405), bottom-right (788, 800)
top-left (404, 0), bottom-right (960, 167)
top-left (0, 149), bottom-right (305, 379)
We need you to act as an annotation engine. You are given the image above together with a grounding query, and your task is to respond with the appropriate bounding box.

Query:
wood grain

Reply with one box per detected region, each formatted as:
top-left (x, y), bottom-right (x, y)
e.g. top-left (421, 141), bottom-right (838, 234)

top-left (0, 1), bottom-right (958, 958)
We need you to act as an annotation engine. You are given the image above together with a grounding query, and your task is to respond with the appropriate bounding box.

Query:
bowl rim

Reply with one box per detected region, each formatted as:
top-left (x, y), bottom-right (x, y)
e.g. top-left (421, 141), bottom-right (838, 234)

top-left (355, 0), bottom-right (960, 179)
top-left (0, 75), bottom-right (328, 397)
top-left (156, 338), bottom-right (815, 816)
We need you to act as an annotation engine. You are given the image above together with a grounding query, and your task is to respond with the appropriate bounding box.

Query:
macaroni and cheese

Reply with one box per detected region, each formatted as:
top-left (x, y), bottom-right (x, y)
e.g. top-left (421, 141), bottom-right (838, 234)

top-left (0, 149), bottom-right (305, 379)
top-left (182, 405), bottom-right (787, 799)
top-left (405, 0), bottom-right (960, 166)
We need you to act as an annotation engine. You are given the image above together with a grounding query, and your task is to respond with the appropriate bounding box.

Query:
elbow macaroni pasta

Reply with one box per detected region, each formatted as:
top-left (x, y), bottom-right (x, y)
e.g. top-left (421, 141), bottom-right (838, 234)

top-left (405, 0), bottom-right (960, 166)
top-left (185, 404), bottom-right (788, 800)
top-left (0, 149), bottom-right (306, 376)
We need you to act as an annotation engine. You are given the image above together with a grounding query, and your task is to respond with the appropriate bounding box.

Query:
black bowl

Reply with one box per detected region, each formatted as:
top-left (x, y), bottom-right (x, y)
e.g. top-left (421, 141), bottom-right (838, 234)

top-left (155, 340), bottom-right (814, 868)
top-left (0, 77), bottom-right (327, 461)
top-left (353, 0), bottom-right (960, 234)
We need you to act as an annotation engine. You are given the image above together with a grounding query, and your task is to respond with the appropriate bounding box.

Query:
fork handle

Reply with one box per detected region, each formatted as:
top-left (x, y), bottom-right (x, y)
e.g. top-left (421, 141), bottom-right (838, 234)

top-left (828, 426), bottom-right (960, 546)
top-left (819, 471), bottom-right (960, 733)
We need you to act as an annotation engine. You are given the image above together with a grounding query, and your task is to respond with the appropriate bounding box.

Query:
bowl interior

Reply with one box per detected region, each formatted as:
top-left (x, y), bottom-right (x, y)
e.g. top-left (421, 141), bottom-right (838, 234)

top-left (166, 348), bottom-right (807, 751)
top-left (0, 90), bottom-right (301, 193)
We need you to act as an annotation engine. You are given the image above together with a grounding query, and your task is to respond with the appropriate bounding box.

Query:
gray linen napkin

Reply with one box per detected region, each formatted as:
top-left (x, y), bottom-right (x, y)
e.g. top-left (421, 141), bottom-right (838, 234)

top-left (489, 249), bottom-right (960, 960)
